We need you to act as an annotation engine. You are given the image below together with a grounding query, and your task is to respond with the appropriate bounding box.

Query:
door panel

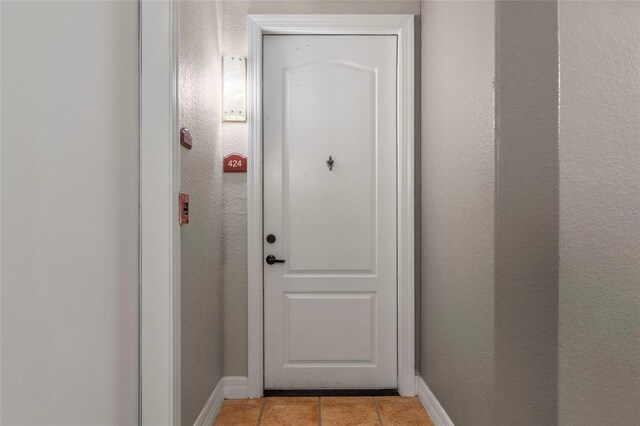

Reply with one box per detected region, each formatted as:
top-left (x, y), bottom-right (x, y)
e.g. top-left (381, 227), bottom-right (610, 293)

top-left (285, 60), bottom-right (377, 274)
top-left (284, 292), bottom-right (376, 364)
top-left (264, 35), bottom-right (397, 389)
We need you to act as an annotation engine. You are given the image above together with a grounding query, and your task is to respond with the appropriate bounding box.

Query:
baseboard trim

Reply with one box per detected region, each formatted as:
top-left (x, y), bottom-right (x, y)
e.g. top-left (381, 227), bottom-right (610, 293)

top-left (223, 376), bottom-right (249, 399)
top-left (194, 378), bottom-right (224, 426)
top-left (417, 376), bottom-right (454, 426)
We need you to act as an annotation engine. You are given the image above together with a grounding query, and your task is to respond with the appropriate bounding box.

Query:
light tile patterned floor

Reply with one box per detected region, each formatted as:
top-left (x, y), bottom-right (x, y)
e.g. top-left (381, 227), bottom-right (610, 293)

top-left (214, 396), bottom-right (434, 426)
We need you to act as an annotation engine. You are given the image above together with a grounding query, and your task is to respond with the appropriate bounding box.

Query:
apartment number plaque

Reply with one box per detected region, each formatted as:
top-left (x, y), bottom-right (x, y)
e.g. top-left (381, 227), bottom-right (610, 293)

top-left (224, 153), bottom-right (247, 173)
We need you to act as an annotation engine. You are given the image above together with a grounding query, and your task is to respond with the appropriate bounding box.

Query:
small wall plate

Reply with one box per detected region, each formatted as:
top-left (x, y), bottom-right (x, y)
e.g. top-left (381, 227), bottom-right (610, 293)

top-left (180, 127), bottom-right (192, 149)
top-left (179, 192), bottom-right (189, 224)
top-left (224, 153), bottom-right (247, 173)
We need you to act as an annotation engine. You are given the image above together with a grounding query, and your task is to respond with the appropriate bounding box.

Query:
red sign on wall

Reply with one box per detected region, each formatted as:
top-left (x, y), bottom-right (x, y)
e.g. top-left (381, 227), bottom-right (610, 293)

top-left (179, 193), bottom-right (189, 225)
top-left (224, 153), bottom-right (247, 173)
top-left (180, 127), bottom-right (193, 149)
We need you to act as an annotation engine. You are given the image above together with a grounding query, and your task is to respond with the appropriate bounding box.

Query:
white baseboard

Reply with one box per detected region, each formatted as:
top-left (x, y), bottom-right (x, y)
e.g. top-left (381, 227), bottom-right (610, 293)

top-left (193, 376), bottom-right (250, 426)
top-left (223, 376), bottom-right (249, 399)
top-left (194, 378), bottom-right (224, 426)
top-left (417, 376), bottom-right (454, 426)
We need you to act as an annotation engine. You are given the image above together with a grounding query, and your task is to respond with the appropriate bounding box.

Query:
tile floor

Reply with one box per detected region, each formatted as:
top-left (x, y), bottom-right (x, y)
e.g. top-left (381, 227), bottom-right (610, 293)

top-left (214, 396), bottom-right (434, 426)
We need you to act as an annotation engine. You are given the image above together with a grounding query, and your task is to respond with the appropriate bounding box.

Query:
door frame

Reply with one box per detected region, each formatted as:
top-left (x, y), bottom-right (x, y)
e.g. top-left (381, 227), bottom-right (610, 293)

top-left (247, 14), bottom-right (415, 398)
top-left (140, 1), bottom-right (181, 425)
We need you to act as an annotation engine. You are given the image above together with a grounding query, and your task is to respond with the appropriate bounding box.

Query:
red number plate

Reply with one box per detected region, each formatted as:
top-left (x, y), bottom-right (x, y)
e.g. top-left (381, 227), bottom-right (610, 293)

top-left (223, 153), bottom-right (247, 173)
top-left (179, 192), bottom-right (189, 225)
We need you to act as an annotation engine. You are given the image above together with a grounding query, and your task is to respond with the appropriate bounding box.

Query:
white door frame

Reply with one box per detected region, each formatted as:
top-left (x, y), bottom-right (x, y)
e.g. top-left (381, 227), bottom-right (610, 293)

top-left (247, 14), bottom-right (415, 398)
top-left (140, 1), bottom-right (181, 425)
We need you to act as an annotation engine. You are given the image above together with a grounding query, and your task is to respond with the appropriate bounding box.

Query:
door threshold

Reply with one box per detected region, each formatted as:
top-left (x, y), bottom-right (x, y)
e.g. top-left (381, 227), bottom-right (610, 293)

top-left (264, 389), bottom-right (399, 397)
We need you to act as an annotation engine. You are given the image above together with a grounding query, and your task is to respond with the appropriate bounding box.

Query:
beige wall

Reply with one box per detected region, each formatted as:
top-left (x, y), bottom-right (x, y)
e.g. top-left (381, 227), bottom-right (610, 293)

top-left (420, 2), bottom-right (639, 425)
top-left (179, 1), bottom-right (225, 424)
top-left (559, 2), bottom-right (640, 424)
top-left (420, 1), bottom-right (496, 425)
top-left (219, 0), bottom-right (421, 377)
top-left (1, 1), bottom-right (139, 424)
top-left (421, 2), bottom-right (561, 424)
top-left (494, 2), bottom-right (559, 424)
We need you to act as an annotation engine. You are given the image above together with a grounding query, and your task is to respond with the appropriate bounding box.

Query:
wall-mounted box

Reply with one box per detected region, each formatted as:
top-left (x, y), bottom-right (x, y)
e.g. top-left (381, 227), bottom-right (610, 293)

top-left (180, 127), bottom-right (192, 149)
top-left (179, 193), bottom-right (189, 224)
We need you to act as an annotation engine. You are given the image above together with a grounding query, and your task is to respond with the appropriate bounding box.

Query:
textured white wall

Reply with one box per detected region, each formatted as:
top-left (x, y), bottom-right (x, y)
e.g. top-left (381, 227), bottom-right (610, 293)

top-left (559, 2), bottom-right (640, 424)
top-left (179, 1), bottom-right (225, 424)
top-left (420, 1), bottom-right (496, 425)
top-left (1, 2), bottom-right (139, 424)
top-left (219, 0), bottom-right (421, 377)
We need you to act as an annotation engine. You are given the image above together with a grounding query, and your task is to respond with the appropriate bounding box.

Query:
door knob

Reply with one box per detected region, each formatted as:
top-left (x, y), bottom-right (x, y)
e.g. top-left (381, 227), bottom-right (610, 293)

top-left (265, 255), bottom-right (285, 265)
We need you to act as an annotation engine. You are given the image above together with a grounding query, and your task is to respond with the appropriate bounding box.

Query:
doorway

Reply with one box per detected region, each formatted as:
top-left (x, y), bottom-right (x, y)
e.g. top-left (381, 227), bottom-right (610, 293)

top-left (246, 15), bottom-right (416, 397)
top-left (139, 14), bottom-right (416, 423)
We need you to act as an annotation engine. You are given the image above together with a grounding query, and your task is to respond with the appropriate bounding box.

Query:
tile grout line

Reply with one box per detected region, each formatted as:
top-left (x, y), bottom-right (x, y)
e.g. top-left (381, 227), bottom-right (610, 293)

top-left (256, 400), bottom-right (266, 426)
top-left (374, 399), bottom-right (385, 426)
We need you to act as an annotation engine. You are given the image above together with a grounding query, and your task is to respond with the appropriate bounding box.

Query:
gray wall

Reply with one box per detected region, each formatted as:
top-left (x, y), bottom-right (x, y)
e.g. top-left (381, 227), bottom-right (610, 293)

top-left (219, 0), bottom-right (421, 377)
top-left (420, 2), bottom-right (496, 425)
top-left (179, 1), bottom-right (225, 424)
top-left (1, 1), bottom-right (139, 424)
top-left (420, 1), bottom-right (559, 424)
top-left (495, 2), bottom-right (559, 425)
top-left (559, 2), bottom-right (640, 425)
top-left (178, 3), bottom-right (640, 425)
top-left (421, 2), bottom-right (640, 425)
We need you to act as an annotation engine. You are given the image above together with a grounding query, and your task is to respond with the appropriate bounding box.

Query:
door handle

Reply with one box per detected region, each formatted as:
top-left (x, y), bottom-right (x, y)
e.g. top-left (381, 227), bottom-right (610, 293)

top-left (265, 255), bottom-right (285, 265)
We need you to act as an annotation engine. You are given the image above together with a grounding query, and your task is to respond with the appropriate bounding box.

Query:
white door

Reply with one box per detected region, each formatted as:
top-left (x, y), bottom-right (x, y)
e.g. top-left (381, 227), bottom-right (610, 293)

top-left (263, 35), bottom-right (397, 389)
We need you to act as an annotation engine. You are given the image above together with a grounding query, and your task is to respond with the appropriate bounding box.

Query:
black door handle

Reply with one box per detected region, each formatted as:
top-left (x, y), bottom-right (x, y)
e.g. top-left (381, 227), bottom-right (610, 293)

top-left (265, 255), bottom-right (285, 265)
